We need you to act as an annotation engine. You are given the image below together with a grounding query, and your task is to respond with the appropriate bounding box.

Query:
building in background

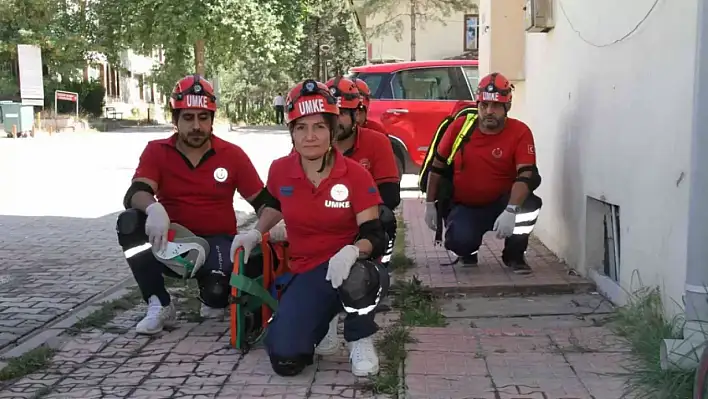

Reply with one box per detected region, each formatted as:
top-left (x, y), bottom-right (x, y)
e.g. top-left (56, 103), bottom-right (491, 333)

top-left (477, 0), bottom-right (700, 317)
top-left (349, 0), bottom-right (480, 62)
top-left (84, 49), bottom-right (165, 122)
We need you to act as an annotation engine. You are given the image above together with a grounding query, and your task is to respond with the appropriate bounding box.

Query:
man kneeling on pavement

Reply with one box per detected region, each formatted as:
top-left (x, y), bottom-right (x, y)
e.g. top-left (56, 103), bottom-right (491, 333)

top-left (116, 74), bottom-right (274, 334)
top-left (424, 72), bottom-right (543, 274)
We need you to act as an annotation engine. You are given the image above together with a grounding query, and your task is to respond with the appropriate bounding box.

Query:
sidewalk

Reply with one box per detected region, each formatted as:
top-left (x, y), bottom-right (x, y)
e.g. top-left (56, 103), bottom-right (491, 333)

top-left (0, 286), bottom-right (398, 399)
top-left (0, 199), bottom-right (634, 399)
top-left (399, 198), bottom-right (634, 399)
top-left (401, 199), bottom-right (593, 295)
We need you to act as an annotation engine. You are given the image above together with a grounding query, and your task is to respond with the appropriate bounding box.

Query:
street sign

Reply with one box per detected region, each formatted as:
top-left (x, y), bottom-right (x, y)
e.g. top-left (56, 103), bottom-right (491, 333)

top-left (54, 90), bottom-right (79, 119)
top-left (17, 45), bottom-right (44, 106)
top-left (56, 91), bottom-right (78, 102)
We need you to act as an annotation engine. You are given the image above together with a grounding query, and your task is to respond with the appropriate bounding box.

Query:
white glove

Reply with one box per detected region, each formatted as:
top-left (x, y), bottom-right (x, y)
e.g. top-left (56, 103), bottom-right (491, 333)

top-left (493, 209), bottom-right (517, 239)
top-left (424, 202), bottom-right (437, 231)
top-left (268, 221), bottom-right (288, 242)
top-left (229, 230), bottom-right (262, 263)
top-left (145, 203), bottom-right (170, 253)
top-left (326, 245), bottom-right (360, 289)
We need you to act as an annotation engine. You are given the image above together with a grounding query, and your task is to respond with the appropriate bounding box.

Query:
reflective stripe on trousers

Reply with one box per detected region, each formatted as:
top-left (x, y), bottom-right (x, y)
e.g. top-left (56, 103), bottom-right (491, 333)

top-left (380, 238), bottom-right (395, 264)
top-left (124, 243), bottom-right (151, 258)
top-left (513, 208), bottom-right (540, 235)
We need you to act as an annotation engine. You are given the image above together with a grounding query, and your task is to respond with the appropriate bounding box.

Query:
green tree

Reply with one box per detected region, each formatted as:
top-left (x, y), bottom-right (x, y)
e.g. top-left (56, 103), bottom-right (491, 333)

top-left (91, 0), bottom-right (307, 96)
top-left (358, 0), bottom-right (477, 60)
top-left (0, 0), bottom-right (96, 96)
top-left (293, 0), bottom-right (365, 81)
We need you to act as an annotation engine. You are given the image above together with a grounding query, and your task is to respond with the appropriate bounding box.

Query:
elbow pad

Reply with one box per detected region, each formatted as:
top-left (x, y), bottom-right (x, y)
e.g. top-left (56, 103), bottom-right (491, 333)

top-left (250, 188), bottom-right (281, 212)
top-left (123, 181), bottom-right (155, 209)
top-left (356, 219), bottom-right (386, 259)
top-left (516, 165), bottom-right (542, 191)
top-left (377, 182), bottom-right (401, 210)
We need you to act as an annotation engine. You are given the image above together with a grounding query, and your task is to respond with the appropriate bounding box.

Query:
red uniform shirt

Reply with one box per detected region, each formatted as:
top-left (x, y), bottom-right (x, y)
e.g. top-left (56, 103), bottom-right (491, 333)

top-left (267, 151), bottom-right (383, 274)
top-left (436, 117), bottom-right (536, 206)
top-left (345, 127), bottom-right (400, 184)
top-left (363, 118), bottom-right (386, 135)
top-left (133, 134), bottom-right (264, 236)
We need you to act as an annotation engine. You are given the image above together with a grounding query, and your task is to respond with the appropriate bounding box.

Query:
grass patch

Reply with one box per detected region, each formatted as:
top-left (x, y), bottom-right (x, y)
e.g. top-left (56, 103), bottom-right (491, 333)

top-left (392, 277), bottom-right (448, 328)
top-left (609, 287), bottom-right (694, 399)
top-left (68, 288), bottom-right (143, 334)
top-left (0, 346), bottom-right (56, 381)
top-left (389, 213), bottom-right (414, 274)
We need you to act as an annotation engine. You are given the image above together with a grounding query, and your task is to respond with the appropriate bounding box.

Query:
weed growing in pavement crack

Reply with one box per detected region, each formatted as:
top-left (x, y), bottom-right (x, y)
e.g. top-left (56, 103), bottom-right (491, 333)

top-left (67, 287), bottom-right (143, 335)
top-left (0, 346), bottom-right (56, 382)
top-left (369, 275), bottom-right (447, 396)
top-left (388, 213), bottom-right (414, 274)
top-left (609, 287), bottom-right (694, 399)
top-left (168, 278), bottom-right (204, 322)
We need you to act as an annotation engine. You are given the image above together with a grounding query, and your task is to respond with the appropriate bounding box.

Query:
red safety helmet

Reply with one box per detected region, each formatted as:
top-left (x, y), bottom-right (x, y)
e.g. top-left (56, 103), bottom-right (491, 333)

top-left (476, 72), bottom-right (513, 104)
top-left (170, 74), bottom-right (217, 112)
top-left (353, 78), bottom-right (371, 109)
top-left (285, 79), bottom-right (339, 124)
top-left (325, 76), bottom-right (361, 109)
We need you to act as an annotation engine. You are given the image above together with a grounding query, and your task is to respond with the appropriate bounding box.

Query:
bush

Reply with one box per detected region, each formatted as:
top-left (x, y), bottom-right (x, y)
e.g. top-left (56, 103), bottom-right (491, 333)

top-left (45, 79), bottom-right (106, 117)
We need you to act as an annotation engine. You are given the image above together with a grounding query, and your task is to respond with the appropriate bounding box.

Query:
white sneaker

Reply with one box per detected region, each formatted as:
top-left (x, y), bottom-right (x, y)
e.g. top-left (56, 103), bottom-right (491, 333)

top-left (349, 337), bottom-right (379, 376)
top-left (135, 295), bottom-right (176, 335)
top-left (200, 303), bottom-right (224, 319)
top-left (315, 317), bottom-right (340, 356)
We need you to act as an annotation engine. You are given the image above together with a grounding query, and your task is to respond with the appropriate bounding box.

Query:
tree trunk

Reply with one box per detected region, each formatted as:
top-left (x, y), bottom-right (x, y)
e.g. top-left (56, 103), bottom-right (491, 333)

top-left (194, 40), bottom-right (206, 75)
top-left (410, 0), bottom-right (417, 61)
top-left (313, 18), bottom-right (322, 80)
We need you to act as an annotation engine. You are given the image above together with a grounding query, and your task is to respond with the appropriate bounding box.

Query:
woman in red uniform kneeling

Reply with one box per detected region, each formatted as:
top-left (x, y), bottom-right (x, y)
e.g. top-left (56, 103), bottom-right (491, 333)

top-left (229, 79), bottom-right (387, 377)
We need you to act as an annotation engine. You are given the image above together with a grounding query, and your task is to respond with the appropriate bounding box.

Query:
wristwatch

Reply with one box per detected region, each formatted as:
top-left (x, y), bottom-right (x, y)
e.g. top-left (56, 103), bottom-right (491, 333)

top-left (505, 205), bottom-right (520, 214)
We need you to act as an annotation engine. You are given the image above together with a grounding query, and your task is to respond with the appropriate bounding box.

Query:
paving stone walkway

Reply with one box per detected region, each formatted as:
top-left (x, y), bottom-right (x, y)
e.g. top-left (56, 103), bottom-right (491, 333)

top-left (0, 286), bottom-right (398, 399)
top-left (405, 325), bottom-right (632, 399)
top-left (0, 195), bottom-right (637, 399)
top-left (400, 199), bottom-right (594, 295)
top-left (399, 198), bottom-right (636, 399)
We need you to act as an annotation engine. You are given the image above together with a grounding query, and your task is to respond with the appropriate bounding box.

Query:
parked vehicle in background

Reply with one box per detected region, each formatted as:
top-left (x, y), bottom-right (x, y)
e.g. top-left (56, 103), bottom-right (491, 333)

top-left (348, 59), bottom-right (479, 175)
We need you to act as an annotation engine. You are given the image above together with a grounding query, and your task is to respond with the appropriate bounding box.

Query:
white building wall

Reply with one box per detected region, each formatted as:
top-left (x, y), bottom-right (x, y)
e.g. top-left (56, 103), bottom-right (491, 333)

top-left (510, 0), bottom-right (698, 314)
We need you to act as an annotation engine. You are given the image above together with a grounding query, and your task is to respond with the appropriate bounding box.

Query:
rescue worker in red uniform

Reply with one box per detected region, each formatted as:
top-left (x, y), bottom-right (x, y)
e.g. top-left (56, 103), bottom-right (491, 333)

top-left (315, 76), bottom-right (401, 352)
top-left (327, 76), bottom-right (400, 257)
top-left (353, 78), bottom-right (387, 135)
top-left (116, 75), bottom-right (273, 335)
top-left (229, 79), bottom-right (388, 377)
top-left (424, 73), bottom-right (542, 274)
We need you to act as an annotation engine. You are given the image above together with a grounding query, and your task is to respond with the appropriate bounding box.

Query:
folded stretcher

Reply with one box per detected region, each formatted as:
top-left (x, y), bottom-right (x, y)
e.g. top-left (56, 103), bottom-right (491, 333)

top-left (229, 232), bottom-right (293, 351)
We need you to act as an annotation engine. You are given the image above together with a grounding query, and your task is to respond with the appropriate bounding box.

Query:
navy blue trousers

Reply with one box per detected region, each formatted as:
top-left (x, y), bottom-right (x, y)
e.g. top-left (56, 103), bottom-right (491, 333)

top-left (264, 261), bottom-right (378, 358)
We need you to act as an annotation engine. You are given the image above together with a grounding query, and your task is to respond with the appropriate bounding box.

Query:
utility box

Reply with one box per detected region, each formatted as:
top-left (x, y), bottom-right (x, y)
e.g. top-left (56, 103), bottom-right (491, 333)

top-left (525, 0), bottom-right (555, 33)
top-left (0, 102), bottom-right (34, 137)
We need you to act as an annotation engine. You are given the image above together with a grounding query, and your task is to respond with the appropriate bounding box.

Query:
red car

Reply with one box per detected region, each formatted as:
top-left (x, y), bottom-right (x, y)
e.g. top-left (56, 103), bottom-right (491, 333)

top-left (348, 60), bottom-right (479, 175)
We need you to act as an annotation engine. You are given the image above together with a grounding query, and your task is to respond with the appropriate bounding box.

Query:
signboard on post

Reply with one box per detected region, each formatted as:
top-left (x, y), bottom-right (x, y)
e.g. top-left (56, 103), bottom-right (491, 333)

top-left (54, 90), bottom-right (79, 119)
top-left (17, 45), bottom-right (44, 106)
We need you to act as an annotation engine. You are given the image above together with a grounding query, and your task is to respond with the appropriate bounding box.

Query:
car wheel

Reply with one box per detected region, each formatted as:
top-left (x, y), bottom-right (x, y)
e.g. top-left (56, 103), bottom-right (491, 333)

top-left (693, 345), bottom-right (708, 398)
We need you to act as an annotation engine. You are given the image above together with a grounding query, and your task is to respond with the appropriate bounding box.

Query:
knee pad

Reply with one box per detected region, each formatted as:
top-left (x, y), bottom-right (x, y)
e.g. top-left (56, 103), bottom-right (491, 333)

top-left (116, 209), bottom-right (147, 248)
top-left (338, 259), bottom-right (389, 316)
top-left (198, 270), bottom-right (230, 308)
top-left (269, 354), bottom-right (312, 377)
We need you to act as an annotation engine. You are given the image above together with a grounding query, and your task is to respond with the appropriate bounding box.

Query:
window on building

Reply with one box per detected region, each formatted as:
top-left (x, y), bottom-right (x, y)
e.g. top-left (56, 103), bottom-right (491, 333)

top-left (464, 14), bottom-right (479, 51)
